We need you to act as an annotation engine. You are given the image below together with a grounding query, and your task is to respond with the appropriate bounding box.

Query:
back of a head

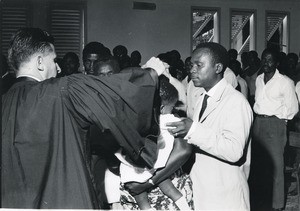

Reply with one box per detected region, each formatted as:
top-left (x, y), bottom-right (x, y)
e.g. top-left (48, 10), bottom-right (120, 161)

top-left (113, 45), bottom-right (128, 57)
top-left (63, 52), bottom-right (79, 64)
top-left (170, 50), bottom-right (181, 60)
top-left (229, 59), bottom-right (242, 76)
top-left (131, 50), bottom-right (141, 61)
top-left (194, 42), bottom-right (229, 72)
top-left (248, 51), bottom-right (258, 61)
top-left (157, 53), bottom-right (168, 63)
top-left (8, 27), bottom-right (54, 73)
top-left (228, 49), bottom-right (238, 61)
top-left (159, 78), bottom-right (179, 108)
top-left (130, 50), bottom-right (142, 67)
top-left (286, 53), bottom-right (299, 64)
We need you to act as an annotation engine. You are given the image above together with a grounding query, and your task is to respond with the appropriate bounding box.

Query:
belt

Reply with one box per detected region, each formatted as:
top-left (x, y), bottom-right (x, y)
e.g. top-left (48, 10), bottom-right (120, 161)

top-left (256, 114), bottom-right (275, 118)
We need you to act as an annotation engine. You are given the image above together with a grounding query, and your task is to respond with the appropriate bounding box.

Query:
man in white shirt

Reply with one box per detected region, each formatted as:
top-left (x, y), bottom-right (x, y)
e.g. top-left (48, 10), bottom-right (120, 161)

top-left (166, 42), bottom-right (253, 210)
top-left (296, 81), bottom-right (300, 103)
top-left (250, 48), bottom-right (299, 211)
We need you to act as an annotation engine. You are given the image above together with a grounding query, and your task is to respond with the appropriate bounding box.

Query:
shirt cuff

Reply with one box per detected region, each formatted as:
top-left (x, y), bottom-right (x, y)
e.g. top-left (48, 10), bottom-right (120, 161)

top-left (184, 121), bottom-right (197, 143)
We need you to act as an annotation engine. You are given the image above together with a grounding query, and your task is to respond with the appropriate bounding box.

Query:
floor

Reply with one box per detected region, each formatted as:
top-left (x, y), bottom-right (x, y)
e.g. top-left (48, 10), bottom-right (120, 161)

top-left (285, 175), bottom-right (299, 211)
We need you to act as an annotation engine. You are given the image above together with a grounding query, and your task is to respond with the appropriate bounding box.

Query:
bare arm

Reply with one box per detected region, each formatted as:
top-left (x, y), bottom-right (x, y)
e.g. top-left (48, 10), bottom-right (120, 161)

top-left (124, 137), bottom-right (192, 196)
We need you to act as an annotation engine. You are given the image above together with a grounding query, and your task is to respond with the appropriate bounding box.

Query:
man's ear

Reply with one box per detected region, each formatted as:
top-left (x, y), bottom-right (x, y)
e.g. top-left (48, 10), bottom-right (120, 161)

top-left (215, 63), bottom-right (223, 74)
top-left (37, 56), bottom-right (44, 71)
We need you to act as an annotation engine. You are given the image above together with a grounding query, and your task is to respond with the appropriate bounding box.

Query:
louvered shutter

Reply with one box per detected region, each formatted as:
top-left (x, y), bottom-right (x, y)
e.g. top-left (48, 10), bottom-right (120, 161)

top-left (266, 13), bottom-right (285, 41)
top-left (231, 11), bottom-right (254, 54)
top-left (0, 4), bottom-right (30, 56)
top-left (192, 10), bottom-right (216, 50)
top-left (266, 12), bottom-right (288, 52)
top-left (50, 5), bottom-right (84, 59)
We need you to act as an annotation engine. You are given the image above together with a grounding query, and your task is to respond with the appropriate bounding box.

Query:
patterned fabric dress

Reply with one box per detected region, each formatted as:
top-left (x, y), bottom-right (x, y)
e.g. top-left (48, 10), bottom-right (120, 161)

top-left (120, 169), bottom-right (193, 210)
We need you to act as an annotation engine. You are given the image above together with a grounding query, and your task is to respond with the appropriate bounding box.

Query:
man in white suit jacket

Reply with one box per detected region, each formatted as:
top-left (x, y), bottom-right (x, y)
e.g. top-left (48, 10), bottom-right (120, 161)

top-left (167, 42), bottom-right (253, 210)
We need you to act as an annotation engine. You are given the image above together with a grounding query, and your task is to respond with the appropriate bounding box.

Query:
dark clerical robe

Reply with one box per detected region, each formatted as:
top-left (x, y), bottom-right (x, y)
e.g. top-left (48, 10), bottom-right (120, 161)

top-left (2, 68), bottom-right (158, 208)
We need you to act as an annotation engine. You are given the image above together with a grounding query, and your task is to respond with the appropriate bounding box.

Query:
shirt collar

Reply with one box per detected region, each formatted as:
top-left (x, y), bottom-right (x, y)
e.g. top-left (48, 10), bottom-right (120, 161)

top-left (17, 74), bottom-right (41, 82)
top-left (258, 69), bottom-right (281, 80)
top-left (204, 78), bottom-right (226, 98)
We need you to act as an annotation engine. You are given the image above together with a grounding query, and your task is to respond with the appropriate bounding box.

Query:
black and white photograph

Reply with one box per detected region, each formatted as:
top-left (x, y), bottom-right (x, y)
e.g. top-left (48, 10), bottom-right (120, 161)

top-left (1, 0), bottom-right (300, 210)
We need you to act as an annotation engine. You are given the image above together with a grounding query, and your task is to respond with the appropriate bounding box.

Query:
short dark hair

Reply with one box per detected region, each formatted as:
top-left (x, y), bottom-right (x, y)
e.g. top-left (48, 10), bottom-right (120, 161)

top-left (159, 77), bottom-right (178, 106)
top-left (286, 53), bottom-right (299, 63)
top-left (82, 41), bottom-right (111, 60)
top-left (93, 56), bottom-right (120, 76)
top-left (8, 28), bottom-right (54, 72)
top-left (261, 48), bottom-right (279, 63)
top-left (228, 49), bottom-right (238, 60)
top-left (63, 52), bottom-right (79, 64)
top-left (193, 42), bottom-right (229, 72)
top-left (113, 45), bottom-right (128, 57)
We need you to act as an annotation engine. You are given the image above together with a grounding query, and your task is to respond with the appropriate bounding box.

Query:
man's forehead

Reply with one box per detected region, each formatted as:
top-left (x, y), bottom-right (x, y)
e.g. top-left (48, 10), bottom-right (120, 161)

top-left (192, 49), bottom-right (211, 61)
top-left (86, 54), bottom-right (100, 60)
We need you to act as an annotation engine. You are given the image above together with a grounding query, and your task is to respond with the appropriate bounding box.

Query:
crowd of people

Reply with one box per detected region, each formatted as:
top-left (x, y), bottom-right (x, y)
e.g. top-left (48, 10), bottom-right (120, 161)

top-left (2, 27), bottom-right (300, 211)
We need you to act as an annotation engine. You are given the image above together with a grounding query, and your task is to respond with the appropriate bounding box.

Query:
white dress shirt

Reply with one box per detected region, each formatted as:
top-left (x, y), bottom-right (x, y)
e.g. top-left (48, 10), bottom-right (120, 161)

top-left (224, 67), bottom-right (238, 89)
top-left (237, 75), bottom-right (248, 99)
top-left (296, 81), bottom-right (300, 104)
top-left (169, 75), bottom-right (187, 111)
top-left (253, 69), bottom-right (299, 120)
top-left (186, 80), bottom-right (205, 118)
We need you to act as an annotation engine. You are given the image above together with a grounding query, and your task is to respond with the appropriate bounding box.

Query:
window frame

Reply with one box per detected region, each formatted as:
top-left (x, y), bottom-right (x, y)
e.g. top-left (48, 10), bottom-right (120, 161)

top-left (265, 10), bottom-right (289, 53)
top-left (229, 8), bottom-right (256, 57)
top-left (191, 6), bottom-right (221, 53)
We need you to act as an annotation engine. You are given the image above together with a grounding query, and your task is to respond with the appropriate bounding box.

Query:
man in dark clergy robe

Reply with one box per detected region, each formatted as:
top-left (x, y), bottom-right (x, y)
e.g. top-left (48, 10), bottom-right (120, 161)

top-left (1, 28), bottom-right (165, 208)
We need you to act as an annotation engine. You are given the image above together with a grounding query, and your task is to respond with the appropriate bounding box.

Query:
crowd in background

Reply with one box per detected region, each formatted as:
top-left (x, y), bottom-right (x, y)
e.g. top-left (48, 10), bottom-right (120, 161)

top-left (2, 28), bottom-right (300, 211)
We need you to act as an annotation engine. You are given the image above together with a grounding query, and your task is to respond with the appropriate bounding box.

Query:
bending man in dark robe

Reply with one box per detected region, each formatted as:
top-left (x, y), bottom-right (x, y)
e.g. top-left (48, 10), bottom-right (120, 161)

top-left (2, 28), bottom-right (168, 208)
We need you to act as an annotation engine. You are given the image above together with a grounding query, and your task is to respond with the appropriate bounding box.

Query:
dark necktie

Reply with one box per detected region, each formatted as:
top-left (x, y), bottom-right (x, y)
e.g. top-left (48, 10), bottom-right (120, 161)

top-left (199, 94), bottom-right (209, 121)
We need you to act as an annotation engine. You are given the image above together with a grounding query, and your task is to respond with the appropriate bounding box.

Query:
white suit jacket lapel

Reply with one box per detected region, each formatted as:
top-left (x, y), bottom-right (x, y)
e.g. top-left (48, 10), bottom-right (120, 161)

top-left (199, 79), bottom-right (228, 123)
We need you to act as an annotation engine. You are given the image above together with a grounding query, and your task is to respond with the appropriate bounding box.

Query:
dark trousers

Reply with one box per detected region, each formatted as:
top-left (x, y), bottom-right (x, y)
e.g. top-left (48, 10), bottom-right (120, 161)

top-left (249, 115), bottom-right (287, 210)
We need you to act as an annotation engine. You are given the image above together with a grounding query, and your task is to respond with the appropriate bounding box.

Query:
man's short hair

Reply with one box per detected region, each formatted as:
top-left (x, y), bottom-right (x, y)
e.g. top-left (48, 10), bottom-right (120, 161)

top-left (193, 42), bottom-right (229, 72)
top-left (8, 28), bottom-right (54, 72)
top-left (93, 56), bottom-right (120, 76)
top-left (261, 48), bottom-right (279, 63)
top-left (159, 76), bottom-right (178, 106)
top-left (286, 53), bottom-right (299, 64)
top-left (82, 41), bottom-right (111, 60)
top-left (63, 52), bottom-right (80, 64)
top-left (113, 45), bottom-right (128, 57)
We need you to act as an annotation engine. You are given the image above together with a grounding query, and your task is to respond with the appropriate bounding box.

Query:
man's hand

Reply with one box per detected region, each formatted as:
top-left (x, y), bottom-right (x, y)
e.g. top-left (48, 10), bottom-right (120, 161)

top-left (124, 181), bottom-right (153, 196)
top-left (166, 118), bottom-right (193, 138)
top-left (142, 57), bottom-right (166, 76)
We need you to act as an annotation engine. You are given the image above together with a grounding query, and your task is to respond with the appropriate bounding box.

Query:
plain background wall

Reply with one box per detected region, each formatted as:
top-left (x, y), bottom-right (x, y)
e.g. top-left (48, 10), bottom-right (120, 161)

top-left (85, 0), bottom-right (300, 63)
top-left (4, 0), bottom-right (300, 63)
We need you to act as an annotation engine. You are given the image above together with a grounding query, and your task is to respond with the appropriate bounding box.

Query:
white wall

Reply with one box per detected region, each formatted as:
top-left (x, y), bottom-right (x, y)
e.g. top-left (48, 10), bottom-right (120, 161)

top-left (10, 0), bottom-right (300, 63)
top-left (85, 0), bottom-right (300, 63)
